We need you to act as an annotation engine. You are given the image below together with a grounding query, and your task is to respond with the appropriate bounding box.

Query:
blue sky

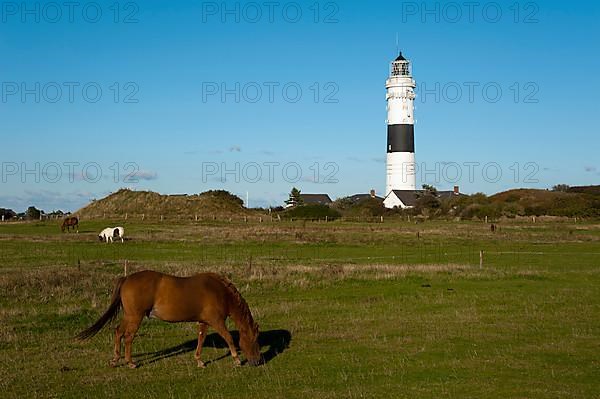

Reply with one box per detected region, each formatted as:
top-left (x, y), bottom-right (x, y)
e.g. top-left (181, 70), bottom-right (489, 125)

top-left (1, 0), bottom-right (599, 211)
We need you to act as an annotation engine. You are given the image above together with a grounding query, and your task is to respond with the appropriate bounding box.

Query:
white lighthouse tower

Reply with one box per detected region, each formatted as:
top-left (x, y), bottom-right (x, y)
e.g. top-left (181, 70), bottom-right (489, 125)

top-left (385, 52), bottom-right (417, 195)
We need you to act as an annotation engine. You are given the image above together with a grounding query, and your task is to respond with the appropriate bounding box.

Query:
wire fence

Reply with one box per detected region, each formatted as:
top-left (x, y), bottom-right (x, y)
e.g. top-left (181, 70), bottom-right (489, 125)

top-left (2, 237), bottom-right (598, 274)
top-left (3, 213), bottom-right (592, 225)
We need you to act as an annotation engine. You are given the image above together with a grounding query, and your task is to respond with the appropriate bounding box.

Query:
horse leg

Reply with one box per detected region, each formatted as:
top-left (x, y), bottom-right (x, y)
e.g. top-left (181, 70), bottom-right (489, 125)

top-left (110, 320), bottom-right (126, 367)
top-left (194, 322), bottom-right (209, 368)
top-left (123, 315), bottom-right (143, 369)
top-left (211, 320), bottom-right (241, 366)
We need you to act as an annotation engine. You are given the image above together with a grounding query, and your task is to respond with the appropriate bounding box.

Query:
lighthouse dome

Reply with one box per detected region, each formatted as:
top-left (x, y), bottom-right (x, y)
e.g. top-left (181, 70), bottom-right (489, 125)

top-left (395, 52), bottom-right (407, 62)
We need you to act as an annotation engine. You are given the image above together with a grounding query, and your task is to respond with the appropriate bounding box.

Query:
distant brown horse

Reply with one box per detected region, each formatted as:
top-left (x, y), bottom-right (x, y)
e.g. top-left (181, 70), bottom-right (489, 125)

top-left (61, 216), bottom-right (79, 233)
top-left (76, 271), bottom-right (261, 369)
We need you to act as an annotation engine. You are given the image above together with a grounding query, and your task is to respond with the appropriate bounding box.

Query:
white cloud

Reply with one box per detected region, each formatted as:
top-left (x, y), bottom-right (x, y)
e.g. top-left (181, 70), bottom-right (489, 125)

top-left (126, 170), bottom-right (158, 182)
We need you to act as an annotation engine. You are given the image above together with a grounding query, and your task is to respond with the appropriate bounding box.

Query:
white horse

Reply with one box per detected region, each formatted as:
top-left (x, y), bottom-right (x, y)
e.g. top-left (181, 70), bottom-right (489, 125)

top-left (98, 227), bottom-right (125, 243)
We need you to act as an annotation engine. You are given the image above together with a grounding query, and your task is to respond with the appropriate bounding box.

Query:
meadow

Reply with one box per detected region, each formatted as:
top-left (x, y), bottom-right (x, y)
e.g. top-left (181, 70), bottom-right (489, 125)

top-left (0, 218), bottom-right (599, 398)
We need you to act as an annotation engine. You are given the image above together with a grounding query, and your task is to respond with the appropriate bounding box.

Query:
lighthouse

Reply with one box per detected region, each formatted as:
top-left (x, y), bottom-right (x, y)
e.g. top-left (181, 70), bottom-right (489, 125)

top-left (385, 52), bottom-right (417, 195)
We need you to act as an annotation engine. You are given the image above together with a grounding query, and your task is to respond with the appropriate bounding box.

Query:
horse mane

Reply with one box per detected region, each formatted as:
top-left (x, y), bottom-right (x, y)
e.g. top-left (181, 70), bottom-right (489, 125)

top-left (215, 275), bottom-right (256, 332)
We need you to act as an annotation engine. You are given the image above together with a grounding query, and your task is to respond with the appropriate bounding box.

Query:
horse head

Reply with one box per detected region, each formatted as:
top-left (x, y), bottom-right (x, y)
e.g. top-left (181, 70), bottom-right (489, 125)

top-left (240, 322), bottom-right (261, 366)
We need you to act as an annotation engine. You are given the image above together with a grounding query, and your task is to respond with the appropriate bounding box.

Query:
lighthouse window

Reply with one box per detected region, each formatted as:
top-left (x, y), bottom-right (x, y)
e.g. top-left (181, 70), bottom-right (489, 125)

top-left (392, 62), bottom-right (410, 76)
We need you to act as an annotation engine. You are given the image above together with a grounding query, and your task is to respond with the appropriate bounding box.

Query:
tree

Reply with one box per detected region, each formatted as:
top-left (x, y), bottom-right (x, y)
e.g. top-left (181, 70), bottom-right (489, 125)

top-left (421, 184), bottom-right (438, 196)
top-left (285, 187), bottom-right (303, 207)
top-left (416, 184), bottom-right (441, 215)
top-left (26, 206), bottom-right (42, 220)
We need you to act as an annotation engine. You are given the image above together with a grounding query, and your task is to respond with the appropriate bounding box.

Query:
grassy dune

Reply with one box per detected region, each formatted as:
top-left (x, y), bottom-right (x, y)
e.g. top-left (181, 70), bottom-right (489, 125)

top-left (74, 189), bottom-right (252, 220)
top-left (0, 219), bottom-right (599, 398)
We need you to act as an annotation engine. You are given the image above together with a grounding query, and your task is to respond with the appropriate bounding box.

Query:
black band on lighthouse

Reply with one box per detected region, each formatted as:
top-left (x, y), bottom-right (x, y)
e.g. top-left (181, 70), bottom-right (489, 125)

top-left (387, 124), bottom-right (414, 153)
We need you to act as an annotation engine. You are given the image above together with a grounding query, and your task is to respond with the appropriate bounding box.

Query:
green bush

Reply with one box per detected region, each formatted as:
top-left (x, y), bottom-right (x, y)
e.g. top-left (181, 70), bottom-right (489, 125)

top-left (460, 203), bottom-right (501, 220)
top-left (501, 202), bottom-right (524, 218)
top-left (344, 198), bottom-right (385, 217)
top-left (285, 205), bottom-right (341, 220)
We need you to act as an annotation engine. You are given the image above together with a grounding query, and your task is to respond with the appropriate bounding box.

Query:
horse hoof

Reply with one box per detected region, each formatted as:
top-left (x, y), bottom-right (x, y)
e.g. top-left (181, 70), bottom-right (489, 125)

top-left (197, 361), bottom-right (206, 369)
top-left (127, 362), bottom-right (138, 369)
top-left (109, 359), bottom-right (119, 368)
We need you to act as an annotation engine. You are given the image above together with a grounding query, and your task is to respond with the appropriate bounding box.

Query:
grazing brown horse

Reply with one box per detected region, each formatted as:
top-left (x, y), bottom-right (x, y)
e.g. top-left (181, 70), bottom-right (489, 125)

top-left (61, 216), bottom-right (79, 233)
top-left (76, 271), bottom-right (261, 369)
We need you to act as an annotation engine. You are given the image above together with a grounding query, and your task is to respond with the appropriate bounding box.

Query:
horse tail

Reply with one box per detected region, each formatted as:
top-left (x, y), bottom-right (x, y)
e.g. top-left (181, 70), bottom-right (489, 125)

top-left (76, 276), bottom-right (126, 341)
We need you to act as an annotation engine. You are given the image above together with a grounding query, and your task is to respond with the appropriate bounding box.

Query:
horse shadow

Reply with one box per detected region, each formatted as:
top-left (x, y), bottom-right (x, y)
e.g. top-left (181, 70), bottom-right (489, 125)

top-left (135, 329), bottom-right (292, 367)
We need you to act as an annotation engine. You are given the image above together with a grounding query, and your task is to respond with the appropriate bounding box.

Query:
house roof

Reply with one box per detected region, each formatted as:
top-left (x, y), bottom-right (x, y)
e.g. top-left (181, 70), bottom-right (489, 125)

top-left (389, 190), bottom-right (420, 207)
top-left (388, 189), bottom-right (463, 207)
top-left (438, 191), bottom-right (461, 199)
top-left (300, 194), bottom-right (332, 205)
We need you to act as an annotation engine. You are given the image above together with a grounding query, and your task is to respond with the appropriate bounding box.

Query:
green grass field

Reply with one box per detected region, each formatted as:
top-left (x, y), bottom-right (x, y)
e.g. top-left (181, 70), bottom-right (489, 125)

top-left (1, 219), bottom-right (599, 398)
